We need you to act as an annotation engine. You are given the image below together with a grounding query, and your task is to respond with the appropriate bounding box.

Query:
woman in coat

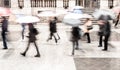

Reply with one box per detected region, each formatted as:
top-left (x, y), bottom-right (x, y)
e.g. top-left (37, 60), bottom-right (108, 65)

top-left (21, 24), bottom-right (40, 57)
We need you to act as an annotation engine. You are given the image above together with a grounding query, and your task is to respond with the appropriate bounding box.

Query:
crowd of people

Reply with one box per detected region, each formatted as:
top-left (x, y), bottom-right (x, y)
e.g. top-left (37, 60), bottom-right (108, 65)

top-left (0, 10), bottom-right (119, 56)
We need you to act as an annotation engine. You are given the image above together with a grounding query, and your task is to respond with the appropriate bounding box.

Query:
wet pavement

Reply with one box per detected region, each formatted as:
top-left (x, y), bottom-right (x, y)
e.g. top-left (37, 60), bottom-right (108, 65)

top-left (0, 23), bottom-right (120, 70)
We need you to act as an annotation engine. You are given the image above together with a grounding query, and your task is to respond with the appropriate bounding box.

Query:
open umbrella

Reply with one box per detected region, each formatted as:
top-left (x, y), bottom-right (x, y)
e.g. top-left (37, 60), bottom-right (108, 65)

top-left (16, 16), bottom-right (40, 23)
top-left (93, 9), bottom-right (115, 20)
top-left (0, 7), bottom-right (11, 16)
top-left (62, 13), bottom-right (82, 26)
top-left (37, 11), bottom-right (58, 17)
top-left (82, 14), bottom-right (93, 18)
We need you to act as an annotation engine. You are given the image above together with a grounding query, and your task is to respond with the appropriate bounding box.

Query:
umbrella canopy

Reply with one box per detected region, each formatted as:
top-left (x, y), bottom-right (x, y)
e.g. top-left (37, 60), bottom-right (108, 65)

top-left (62, 13), bottom-right (82, 26)
top-left (16, 16), bottom-right (40, 23)
top-left (37, 11), bottom-right (58, 17)
top-left (0, 7), bottom-right (11, 16)
top-left (72, 9), bottom-right (83, 14)
top-left (112, 6), bottom-right (120, 14)
top-left (98, 15), bottom-right (113, 21)
top-left (73, 6), bottom-right (84, 10)
top-left (93, 9), bottom-right (115, 20)
top-left (82, 14), bottom-right (93, 18)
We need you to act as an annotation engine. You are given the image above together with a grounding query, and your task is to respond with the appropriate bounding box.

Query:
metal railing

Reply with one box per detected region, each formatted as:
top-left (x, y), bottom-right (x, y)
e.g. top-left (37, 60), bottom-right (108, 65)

top-left (31, 0), bottom-right (56, 7)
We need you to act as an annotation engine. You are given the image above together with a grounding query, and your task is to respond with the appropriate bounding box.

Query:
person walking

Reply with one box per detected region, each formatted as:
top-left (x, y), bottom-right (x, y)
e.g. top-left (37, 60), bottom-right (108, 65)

top-left (114, 12), bottom-right (120, 28)
top-left (1, 17), bottom-right (8, 49)
top-left (21, 24), bottom-right (40, 57)
top-left (47, 17), bottom-right (60, 43)
top-left (83, 18), bottom-right (93, 43)
top-left (21, 23), bottom-right (26, 40)
top-left (71, 27), bottom-right (81, 55)
top-left (98, 20), bottom-right (111, 51)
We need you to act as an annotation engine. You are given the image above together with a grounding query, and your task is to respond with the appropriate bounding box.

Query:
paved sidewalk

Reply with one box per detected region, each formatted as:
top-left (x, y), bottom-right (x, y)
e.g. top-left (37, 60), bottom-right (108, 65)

top-left (0, 24), bottom-right (120, 70)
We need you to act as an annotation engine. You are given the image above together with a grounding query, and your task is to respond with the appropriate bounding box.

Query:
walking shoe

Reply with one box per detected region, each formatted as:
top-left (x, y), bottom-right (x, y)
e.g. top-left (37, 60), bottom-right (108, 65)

top-left (34, 54), bottom-right (40, 57)
top-left (20, 53), bottom-right (26, 56)
top-left (102, 49), bottom-right (107, 51)
top-left (3, 48), bottom-right (8, 49)
top-left (98, 45), bottom-right (102, 47)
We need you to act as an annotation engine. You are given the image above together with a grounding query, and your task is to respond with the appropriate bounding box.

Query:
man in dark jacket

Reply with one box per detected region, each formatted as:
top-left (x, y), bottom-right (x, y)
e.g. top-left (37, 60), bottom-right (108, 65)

top-left (47, 17), bottom-right (60, 43)
top-left (1, 17), bottom-right (8, 49)
top-left (98, 20), bottom-right (111, 51)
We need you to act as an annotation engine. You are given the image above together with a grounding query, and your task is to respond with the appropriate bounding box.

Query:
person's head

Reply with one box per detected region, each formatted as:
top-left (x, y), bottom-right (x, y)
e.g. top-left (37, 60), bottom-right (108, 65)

top-left (54, 17), bottom-right (57, 20)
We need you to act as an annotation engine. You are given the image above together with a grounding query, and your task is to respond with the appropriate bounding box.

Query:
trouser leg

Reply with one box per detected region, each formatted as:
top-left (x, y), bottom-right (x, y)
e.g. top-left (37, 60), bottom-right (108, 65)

top-left (104, 35), bottom-right (110, 50)
top-left (34, 41), bottom-right (40, 55)
top-left (72, 42), bottom-right (75, 55)
top-left (114, 19), bottom-right (119, 27)
top-left (86, 33), bottom-right (91, 43)
top-left (99, 35), bottom-right (103, 46)
top-left (2, 31), bottom-right (7, 48)
top-left (23, 42), bottom-right (30, 54)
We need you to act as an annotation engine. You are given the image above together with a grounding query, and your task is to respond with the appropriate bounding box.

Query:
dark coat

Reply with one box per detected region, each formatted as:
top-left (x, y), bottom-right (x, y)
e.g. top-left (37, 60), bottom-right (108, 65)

top-left (27, 28), bottom-right (38, 42)
top-left (49, 20), bottom-right (57, 33)
top-left (71, 27), bottom-right (81, 41)
top-left (98, 21), bottom-right (111, 36)
top-left (1, 17), bottom-right (8, 32)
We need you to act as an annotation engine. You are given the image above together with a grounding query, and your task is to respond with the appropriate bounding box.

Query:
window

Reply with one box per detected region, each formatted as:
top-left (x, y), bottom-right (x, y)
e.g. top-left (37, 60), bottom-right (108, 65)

top-left (63, 0), bottom-right (69, 9)
top-left (4, 0), bottom-right (10, 7)
top-left (31, 0), bottom-right (56, 7)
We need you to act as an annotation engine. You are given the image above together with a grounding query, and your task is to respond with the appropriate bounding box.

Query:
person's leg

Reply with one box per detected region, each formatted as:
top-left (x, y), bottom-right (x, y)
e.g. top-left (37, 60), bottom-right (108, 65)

top-left (47, 32), bottom-right (53, 41)
top-left (72, 41), bottom-right (75, 55)
top-left (114, 19), bottom-right (119, 27)
top-left (57, 33), bottom-right (60, 40)
top-left (98, 35), bottom-right (103, 47)
top-left (103, 35), bottom-right (110, 51)
top-left (22, 28), bottom-right (25, 39)
top-left (2, 31), bottom-right (7, 49)
top-left (34, 41), bottom-right (40, 57)
top-left (75, 40), bottom-right (79, 50)
top-left (86, 33), bottom-right (91, 43)
top-left (53, 33), bottom-right (58, 43)
top-left (21, 42), bottom-right (30, 56)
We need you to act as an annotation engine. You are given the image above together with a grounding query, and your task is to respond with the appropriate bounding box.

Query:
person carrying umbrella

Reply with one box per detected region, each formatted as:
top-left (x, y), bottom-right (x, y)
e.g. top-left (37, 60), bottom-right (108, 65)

top-left (21, 23), bottom-right (40, 57)
top-left (70, 27), bottom-right (81, 55)
top-left (97, 20), bottom-right (111, 51)
top-left (47, 17), bottom-right (60, 43)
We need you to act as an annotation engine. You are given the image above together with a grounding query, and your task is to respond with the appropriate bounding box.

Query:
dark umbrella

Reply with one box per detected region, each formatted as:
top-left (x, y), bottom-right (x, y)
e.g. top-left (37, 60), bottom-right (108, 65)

top-left (98, 15), bottom-right (113, 21)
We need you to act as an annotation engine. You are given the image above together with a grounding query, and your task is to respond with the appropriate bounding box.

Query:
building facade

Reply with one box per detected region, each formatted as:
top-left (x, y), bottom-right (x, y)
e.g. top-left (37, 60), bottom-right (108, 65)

top-left (0, 0), bottom-right (120, 15)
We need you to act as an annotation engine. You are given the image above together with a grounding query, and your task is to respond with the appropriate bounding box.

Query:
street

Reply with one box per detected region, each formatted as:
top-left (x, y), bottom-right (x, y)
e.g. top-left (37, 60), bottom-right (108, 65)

top-left (0, 23), bottom-right (120, 70)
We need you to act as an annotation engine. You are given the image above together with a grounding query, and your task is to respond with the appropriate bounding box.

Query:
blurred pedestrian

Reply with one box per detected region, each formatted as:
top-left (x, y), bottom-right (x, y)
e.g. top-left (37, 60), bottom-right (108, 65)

top-left (70, 27), bottom-right (81, 55)
top-left (98, 20), bottom-right (111, 51)
top-left (47, 17), bottom-right (60, 43)
top-left (1, 16), bottom-right (8, 49)
top-left (21, 23), bottom-right (26, 40)
top-left (21, 25), bottom-right (40, 57)
top-left (83, 18), bottom-right (93, 43)
top-left (114, 12), bottom-right (120, 28)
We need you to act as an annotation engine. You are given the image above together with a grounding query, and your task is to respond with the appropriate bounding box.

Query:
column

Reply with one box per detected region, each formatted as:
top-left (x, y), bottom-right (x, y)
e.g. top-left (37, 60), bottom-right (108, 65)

top-left (100, 0), bottom-right (109, 9)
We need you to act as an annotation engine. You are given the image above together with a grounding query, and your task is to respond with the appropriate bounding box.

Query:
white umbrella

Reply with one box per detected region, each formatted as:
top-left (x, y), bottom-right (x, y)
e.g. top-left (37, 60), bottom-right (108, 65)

top-left (82, 14), bottom-right (93, 18)
top-left (62, 13), bottom-right (82, 26)
top-left (16, 16), bottom-right (40, 23)
top-left (93, 9), bottom-right (115, 20)
top-left (37, 11), bottom-right (58, 17)
top-left (73, 6), bottom-right (84, 10)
